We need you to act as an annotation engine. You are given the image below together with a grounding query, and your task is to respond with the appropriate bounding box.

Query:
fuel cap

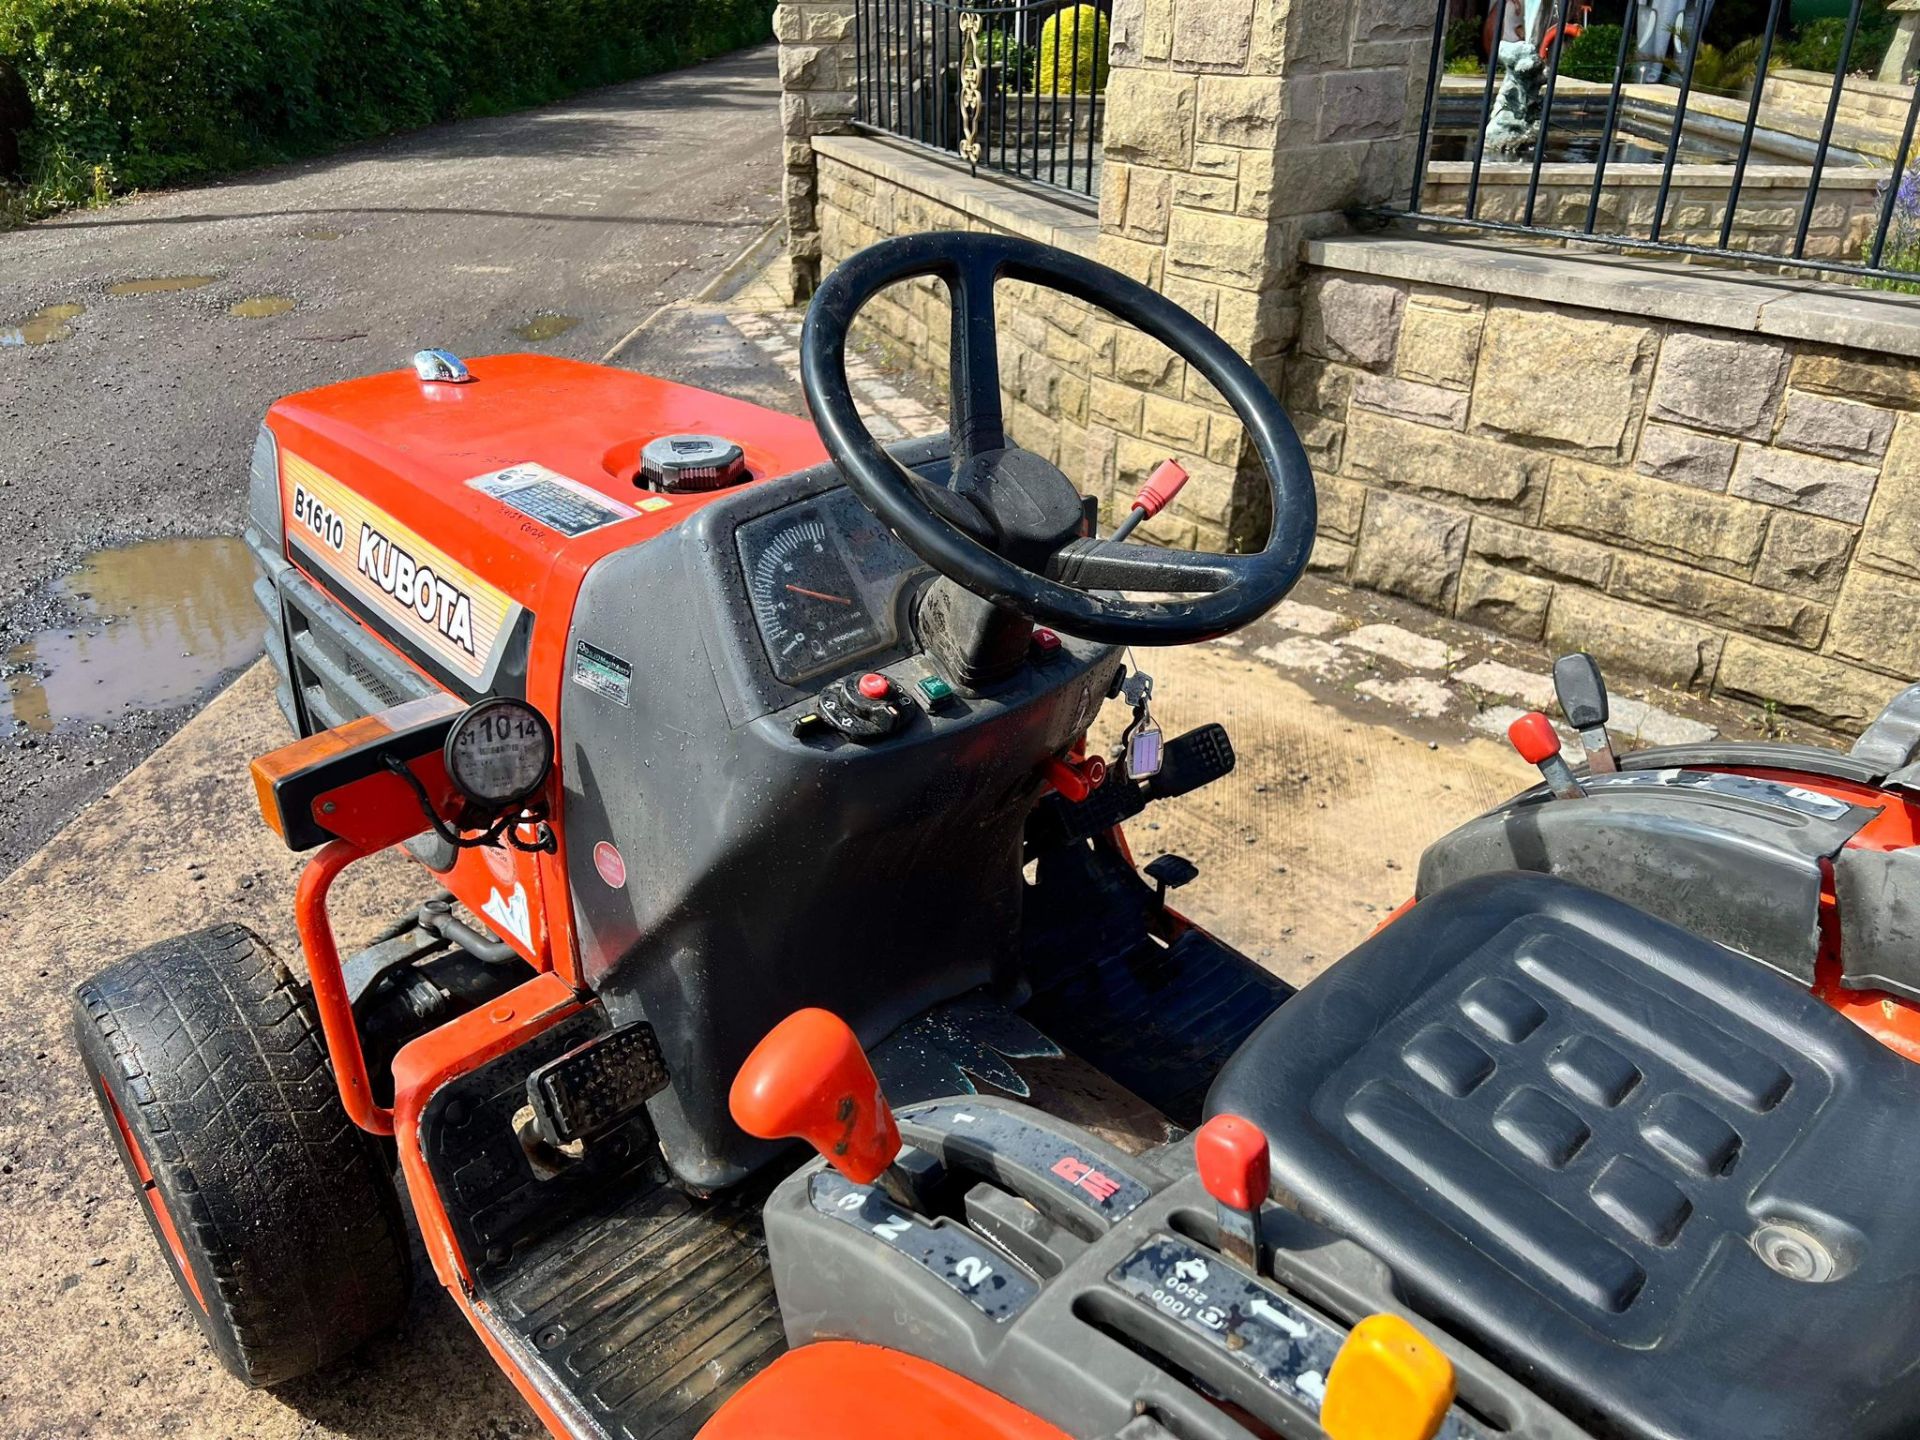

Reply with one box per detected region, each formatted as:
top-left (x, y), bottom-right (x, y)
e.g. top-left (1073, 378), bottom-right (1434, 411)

top-left (639, 434), bottom-right (748, 492)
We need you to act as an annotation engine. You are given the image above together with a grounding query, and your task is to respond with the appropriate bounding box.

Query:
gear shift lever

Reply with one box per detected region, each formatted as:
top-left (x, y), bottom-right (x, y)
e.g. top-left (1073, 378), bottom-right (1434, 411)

top-left (1195, 1113), bottom-right (1270, 1273)
top-left (1508, 712), bottom-right (1586, 801)
top-left (730, 1008), bottom-right (911, 1205)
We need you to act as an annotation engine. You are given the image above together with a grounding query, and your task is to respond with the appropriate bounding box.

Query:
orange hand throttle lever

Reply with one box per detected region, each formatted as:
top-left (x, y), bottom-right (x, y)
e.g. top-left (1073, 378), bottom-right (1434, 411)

top-left (730, 1008), bottom-right (905, 1191)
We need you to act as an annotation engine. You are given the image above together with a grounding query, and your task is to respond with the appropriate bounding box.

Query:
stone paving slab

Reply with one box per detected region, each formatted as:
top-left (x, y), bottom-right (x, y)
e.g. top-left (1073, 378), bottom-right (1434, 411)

top-left (1251, 576), bottom-right (1730, 758)
top-left (1454, 658), bottom-right (1558, 712)
top-left (728, 306), bottom-right (943, 441)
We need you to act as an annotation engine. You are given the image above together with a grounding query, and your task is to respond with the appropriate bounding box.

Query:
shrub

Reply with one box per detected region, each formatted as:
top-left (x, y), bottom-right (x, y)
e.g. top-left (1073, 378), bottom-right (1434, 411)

top-left (1036, 4), bottom-right (1108, 94)
top-left (983, 28), bottom-right (1035, 90)
top-left (1660, 32), bottom-right (1767, 93)
top-left (0, 0), bottom-right (776, 215)
top-left (1866, 160), bottom-right (1920, 293)
top-left (1443, 15), bottom-right (1482, 62)
top-left (1780, 6), bottom-right (1898, 75)
top-left (1560, 23), bottom-right (1623, 82)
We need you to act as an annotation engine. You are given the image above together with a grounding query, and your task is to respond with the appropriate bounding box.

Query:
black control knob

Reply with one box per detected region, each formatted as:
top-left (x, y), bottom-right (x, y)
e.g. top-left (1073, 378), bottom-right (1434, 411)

top-left (816, 675), bottom-right (904, 741)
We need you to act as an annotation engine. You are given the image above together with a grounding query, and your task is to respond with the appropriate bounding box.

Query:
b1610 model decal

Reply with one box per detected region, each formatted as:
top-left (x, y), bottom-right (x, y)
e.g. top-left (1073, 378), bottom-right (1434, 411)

top-left (280, 451), bottom-right (523, 690)
top-left (291, 485), bottom-right (347, 552)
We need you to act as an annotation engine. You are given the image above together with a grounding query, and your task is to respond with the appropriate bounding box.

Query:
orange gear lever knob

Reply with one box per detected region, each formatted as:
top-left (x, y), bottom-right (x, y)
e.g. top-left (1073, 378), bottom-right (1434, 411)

top-left (1506, 710), bottom-right (1587, 801)
top-left (1195, 1113), bottom-right (1271, 1211)
top-left (729, 1008), bottom-right (901, 1184)
top-left (1506, 711), bottom-right (1562, 764)
top-left (1133, 459), bottom-right (1190, 519)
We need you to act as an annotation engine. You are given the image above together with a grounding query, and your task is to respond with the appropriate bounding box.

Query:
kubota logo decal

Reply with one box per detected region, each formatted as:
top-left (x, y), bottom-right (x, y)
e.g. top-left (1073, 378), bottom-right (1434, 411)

top-left (357, 525), bottom-right (476, 655)
top-left (278, 450), bottom-right (522, 687)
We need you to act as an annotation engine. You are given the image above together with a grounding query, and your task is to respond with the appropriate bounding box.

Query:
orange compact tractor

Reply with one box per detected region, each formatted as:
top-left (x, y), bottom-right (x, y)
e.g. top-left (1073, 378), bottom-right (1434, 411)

top-left (75, 234), bottom-right (1920, 1440)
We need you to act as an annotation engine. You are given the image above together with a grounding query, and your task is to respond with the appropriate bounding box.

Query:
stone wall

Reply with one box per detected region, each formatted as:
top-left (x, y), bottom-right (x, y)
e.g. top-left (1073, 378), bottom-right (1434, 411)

top-left (810, 0), bottom-right (1437, 550)
top-left (813, 140), bottom-right (1114, 520)
top-left (1295, 261), bottom-right (1920, 731)
top-left (1081, 0), bottom-right (1433, 551)
top-left (791, 0), bottom-right (1917, 736)
top-left (1419, 164), bottom-right (1882, 263)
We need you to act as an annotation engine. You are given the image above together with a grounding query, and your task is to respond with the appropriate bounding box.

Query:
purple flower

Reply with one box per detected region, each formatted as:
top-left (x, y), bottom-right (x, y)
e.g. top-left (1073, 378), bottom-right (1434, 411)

top-left (1878, 159), bottom-right (1920, 220)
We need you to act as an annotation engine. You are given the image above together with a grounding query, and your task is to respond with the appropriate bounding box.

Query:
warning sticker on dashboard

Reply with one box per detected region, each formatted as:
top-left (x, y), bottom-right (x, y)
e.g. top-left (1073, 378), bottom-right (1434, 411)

top-left (468, 462), bottom-right (635, 537)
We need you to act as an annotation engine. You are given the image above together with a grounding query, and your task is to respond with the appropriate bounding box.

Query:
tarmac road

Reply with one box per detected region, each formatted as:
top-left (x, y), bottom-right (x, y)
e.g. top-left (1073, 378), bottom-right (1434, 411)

top-left (0, 43), bottom-right (799, 878)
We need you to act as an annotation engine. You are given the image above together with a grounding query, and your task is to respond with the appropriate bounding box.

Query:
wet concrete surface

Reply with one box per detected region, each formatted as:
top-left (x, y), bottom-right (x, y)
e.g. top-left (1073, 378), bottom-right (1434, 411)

top-left (0, 662), bottom-right (539, 1440)
top-left (0, 43), bottom-right (799, 878)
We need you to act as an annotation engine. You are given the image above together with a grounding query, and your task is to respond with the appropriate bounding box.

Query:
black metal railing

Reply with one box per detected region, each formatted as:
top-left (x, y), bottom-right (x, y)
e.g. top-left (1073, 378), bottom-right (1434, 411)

top-left (1397, 0), bottom-right (1920, 284)
top-left (853, 0), bottom-right (1111, 201)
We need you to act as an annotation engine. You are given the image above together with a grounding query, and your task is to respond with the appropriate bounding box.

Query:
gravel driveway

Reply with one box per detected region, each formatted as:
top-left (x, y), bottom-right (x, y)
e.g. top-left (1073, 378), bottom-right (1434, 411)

top-left (0, 44), bottom-right (796, 877)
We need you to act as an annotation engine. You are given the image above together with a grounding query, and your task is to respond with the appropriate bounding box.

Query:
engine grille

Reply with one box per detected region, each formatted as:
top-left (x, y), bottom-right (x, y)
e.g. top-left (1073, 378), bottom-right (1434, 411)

top-left (247, 525), bottom-right (435, 736)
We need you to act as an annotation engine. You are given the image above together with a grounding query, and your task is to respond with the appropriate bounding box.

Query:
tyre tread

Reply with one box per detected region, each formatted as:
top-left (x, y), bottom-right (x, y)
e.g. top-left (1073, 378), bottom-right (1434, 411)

top-left (74, 924), bottom-right (412, 1386)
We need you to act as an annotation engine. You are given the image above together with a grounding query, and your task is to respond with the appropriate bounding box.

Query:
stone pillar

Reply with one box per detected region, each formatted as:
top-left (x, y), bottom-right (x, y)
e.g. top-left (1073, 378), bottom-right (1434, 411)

top-left (1082, 0), bottom-right (1435, 549)
top-left (776, 0), bottom-right (858, 302)
top-left (1878, 0), bottom-right (1920, 84)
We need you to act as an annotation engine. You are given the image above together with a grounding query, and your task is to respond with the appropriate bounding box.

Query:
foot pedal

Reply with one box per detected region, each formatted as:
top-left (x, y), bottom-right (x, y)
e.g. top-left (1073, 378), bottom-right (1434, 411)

top-left (526, 1022), bottom-right (670, 1148)
top-left (1146, 722), bottom-right (1234, 800)
top-left (1144, 853), bottom-right (1199, 906)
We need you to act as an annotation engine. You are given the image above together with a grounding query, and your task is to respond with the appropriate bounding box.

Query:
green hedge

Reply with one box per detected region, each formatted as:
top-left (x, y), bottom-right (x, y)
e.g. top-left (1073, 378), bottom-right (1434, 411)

top-left (0, 0), bottom-right (775, 212)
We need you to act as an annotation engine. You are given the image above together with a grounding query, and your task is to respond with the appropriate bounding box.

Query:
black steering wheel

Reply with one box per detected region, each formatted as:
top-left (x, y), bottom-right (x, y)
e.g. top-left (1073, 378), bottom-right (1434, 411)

top-left (800, 232), bottom-right (1317, 645)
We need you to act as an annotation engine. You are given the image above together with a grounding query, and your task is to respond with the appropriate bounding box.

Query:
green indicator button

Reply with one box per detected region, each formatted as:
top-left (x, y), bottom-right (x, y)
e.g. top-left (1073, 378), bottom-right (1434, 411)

top-left (917, 675), bottom-right (954, 706)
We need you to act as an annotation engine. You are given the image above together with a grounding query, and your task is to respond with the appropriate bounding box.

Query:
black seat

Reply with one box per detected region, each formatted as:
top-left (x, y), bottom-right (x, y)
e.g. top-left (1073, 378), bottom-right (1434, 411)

top-left (1207, 872), bottom-right (1920, 1440)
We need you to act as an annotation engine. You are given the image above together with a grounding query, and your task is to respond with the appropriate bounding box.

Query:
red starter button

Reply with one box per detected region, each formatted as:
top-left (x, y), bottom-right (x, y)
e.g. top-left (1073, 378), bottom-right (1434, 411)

top-left (857, 672), bottom-right (891, 700)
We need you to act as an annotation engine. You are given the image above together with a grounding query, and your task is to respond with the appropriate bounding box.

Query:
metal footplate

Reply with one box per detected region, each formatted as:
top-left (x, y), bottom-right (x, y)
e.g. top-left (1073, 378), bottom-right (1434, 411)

top-left (526, 1021), bottom-right (670, 1147)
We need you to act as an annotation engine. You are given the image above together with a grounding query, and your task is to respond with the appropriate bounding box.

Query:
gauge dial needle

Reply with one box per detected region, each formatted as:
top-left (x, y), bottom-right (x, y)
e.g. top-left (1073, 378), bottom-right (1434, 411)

top-left (786, 584), bottom-right (853, 605)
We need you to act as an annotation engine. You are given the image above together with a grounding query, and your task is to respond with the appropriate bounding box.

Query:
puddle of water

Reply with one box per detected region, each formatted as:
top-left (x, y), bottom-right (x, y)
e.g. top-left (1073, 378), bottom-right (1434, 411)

top-left (2, 536), bottom-right (263, 735)
top-left (229, 295), bottom-right (296, 318)
top-left (107, 276), bottom-right (215, 296)
top-left (0, 302), bottom-right (84, 347)
top-left (513, 313), bottom-right (580, 342)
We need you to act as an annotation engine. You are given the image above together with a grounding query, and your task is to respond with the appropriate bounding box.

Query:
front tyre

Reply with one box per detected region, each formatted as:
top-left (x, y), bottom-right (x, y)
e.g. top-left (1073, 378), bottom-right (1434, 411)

top-left (73, 923), bottom-right (413, 1386)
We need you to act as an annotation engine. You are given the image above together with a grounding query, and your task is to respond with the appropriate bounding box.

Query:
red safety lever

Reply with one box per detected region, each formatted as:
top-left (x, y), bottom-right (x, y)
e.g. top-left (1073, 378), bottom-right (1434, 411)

top-left (1506, 712), bottom-right (1585, 801)
top-left (1111, 459), bottom-right (1190, 541)
top-left (1195, 1113), bottom-right (1270, 1272)
top-left (730, 1008), bottom-right (901, 1184)
top-left (1041, 752), bottom-right (1107, 803)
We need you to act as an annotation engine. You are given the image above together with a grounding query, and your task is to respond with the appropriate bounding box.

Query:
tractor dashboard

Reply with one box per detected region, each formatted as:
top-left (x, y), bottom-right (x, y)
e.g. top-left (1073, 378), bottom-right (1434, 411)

top-left (561, 437), bottom-right (1127, 1191)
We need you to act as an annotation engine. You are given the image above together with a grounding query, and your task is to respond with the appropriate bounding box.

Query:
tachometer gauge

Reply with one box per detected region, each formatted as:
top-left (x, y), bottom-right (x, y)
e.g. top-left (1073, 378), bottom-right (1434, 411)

top-left (742, 507), bottom-right (882, 683)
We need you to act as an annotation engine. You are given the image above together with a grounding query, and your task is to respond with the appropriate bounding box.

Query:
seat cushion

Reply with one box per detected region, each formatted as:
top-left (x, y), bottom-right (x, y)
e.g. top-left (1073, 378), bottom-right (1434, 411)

top-left (1207, 872), bottom-right (1920, 1440)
